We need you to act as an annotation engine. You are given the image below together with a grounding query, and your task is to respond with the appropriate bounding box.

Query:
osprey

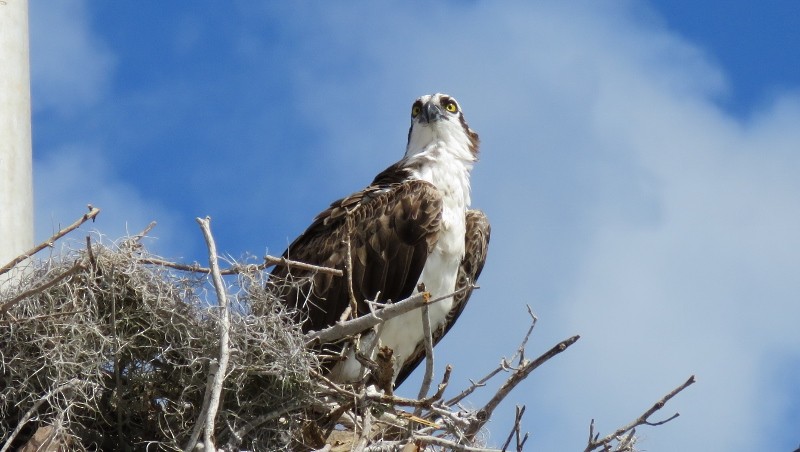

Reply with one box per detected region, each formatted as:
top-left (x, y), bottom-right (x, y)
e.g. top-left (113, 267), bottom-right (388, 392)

top-left (270, 93), bottom-right (490, 389)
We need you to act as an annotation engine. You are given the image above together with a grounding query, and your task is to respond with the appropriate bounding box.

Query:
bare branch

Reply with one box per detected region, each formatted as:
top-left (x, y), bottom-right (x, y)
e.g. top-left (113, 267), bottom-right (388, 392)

top-left (516, 306), bottom-right (538, 365)
top-left (500, 405), bottom-right (527, 452)
top-left (446, 307), bottom-right (537, 407)
top-left (184, 361), bottom-right (219, 451)
top-left (0, 205), bottom-right (100, 276)
top-left (0, 398), bottom-right (49, 452)
top-left (185, 217), bottom-right (233, 451)
top-left (585, 375), bottom-right (696, 452)
top-left (306, 285), bottom-right (472, 345)
top-left (352, 405), bottom-right (374, 452)
top-left (138, 254), bottom-right (343, 276)
top-left (416, 301), bottom-right (435, 404)
top-left (412, 434), bottom-right (503, 452)
top-left (225, 403), bottom-right (310, 451)
top-left (357, 365), bottom-right (452, 414)
top-left (0, 262), bottom-right (85, 316)
top-left (465, 335), bottom-right (581, 439)
top-left (446, 366), bottom-right (502, 407)
top-left (344, 214), bottom-right (359, 320)
top-left (132, 221), bottom-right (157, 242)
top-left (264, 255), bottom-right (345, 276)
top-left (0, 379), bottom-right (80, 452)
top-left (311, 369), bottom-right (361, 399)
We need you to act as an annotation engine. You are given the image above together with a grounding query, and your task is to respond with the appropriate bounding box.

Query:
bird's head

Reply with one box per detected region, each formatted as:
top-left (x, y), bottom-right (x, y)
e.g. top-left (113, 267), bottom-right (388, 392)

top-left (405, 93), bottom-right (479, 161)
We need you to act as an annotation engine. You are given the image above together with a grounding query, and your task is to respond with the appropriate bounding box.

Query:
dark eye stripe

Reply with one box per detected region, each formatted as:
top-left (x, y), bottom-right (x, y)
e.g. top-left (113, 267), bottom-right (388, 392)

top-left (411, 100), bottom-right (423, 117)
top-left (439, 96), bottom-right (458, 113)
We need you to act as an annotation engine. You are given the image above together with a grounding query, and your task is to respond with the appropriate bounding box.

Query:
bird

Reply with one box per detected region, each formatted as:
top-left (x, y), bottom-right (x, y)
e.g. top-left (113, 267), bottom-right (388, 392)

top-left (269, 93), bottom-right (490, 391)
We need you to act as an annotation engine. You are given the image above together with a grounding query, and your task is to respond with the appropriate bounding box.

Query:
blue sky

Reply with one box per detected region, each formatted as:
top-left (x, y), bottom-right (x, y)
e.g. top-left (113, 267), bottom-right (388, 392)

top-left (29, 1), bottom-right (800, 450)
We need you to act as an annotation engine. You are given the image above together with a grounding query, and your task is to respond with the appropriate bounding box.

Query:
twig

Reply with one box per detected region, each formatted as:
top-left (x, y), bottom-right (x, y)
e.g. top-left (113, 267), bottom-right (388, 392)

top-left (412, 434), bottom-right (503, 452)
top-left (108, 264), bottom-right (126, 445)
top-left (416, 301), bottom-right (435, 405)
top-left (132, 221), bottom-right (157, 242)
top-left (365, 365), bottom-right (451, 409)
top-left (0, 261), bottom-right (85, 316)
top-left (85, 236), bottom-right (97, 270)
top-left (198, 217), bottom-right (231, 451)
top-left (225, 403), bottom-right (310, 451)
top-left (356, 292), bottom-right (384, 377)
top-left (446, 366), bottom-right (502, 407)
top-left (446, 307), bottom-right (538, 407)
top-left (306, 285), bottom-right (472, 345)
top-left (184, 361), bottom-right (218, 451)
top-left (516, 306), bottom-right (538, 365)
top-left (352, 405), bottom-right (373, 452)
top-left (0, 205), bottom-right (100, 276)
top-left (265, 255), bottom-right (344, 276)
top-left (585, 375), bottom-right (696, 452)
top-left (501, 405), bottom-right (527, 452)
top-left (0, 379), bottom-right (79, 452)
top-left (465, 335), bottom-right (580, 440)
top-left (311, 368), bottom-right (361, 399)
top-left (138, 255), bottom-right (343, 276)
top-left (186, 217), bottom-right (233, 452)
top-left (0, 399), bottom-right (49, 452)
top-left (344, 214), bottom-right (358, 320)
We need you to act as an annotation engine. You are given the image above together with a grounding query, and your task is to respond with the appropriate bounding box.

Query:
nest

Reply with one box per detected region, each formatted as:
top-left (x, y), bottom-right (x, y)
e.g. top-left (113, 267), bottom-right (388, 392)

top-left (1, 210), bottom-right (683, 452)
top-left (0, 235), bottom-right (319, 451)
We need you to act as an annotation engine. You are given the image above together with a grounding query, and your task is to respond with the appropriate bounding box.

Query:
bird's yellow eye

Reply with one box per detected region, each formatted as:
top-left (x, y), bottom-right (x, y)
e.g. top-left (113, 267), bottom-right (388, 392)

top-left (411, 104), bottom-right (421, 118)
top-left (445, 101), bottom-right (458, 113)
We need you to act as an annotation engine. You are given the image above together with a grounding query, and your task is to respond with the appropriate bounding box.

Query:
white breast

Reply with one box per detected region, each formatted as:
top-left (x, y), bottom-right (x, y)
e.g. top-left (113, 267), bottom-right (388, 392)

top-left (372, 142), bottom-right (472, 379)
top-left (329, 138), bottom-right (474, 385)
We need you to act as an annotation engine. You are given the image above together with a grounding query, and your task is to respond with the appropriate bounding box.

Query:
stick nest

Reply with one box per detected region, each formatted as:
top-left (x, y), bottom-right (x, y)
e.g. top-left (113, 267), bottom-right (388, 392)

top-left (0, 209), bottom-right (693, 452)
top-left (0, 237), bottom-right (318, 451)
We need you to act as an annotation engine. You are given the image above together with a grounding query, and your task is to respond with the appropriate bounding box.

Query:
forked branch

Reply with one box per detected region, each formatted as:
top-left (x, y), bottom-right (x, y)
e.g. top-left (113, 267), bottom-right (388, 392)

top-left (138, 254), bottom-right (343, 276)
top-left (0, 205), bottom-right (100, 276)
top-left (183, 217), bottom-right (233, 452)
top-left (585, 375), bottom-right (696, 452)
top-left (464, 334), bottom-right (580, 440)
top-left (306, 285), bottom-right (473, 345)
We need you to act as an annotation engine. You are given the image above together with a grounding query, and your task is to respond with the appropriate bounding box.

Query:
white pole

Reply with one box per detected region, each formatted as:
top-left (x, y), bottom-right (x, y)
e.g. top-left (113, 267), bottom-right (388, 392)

top-left (0, 0), bottom-right (33, 268)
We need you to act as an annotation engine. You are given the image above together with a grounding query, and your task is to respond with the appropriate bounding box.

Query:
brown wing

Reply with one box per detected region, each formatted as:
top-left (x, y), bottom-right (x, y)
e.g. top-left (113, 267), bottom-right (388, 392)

top-left (269, 179), bottom-right (443, 334)
top-left (394, 209), bottom-right (491, 387)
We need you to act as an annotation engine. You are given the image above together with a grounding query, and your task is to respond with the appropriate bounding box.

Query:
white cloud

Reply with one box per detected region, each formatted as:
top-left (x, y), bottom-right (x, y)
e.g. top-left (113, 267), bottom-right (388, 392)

top-left (239, 2), bottom-right (800, 450)
top-left (29, 0), bottom-right (115, 115)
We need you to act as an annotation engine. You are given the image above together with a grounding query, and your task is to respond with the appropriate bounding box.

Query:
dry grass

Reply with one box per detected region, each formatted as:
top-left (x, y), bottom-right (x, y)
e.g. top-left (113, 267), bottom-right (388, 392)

top-left (0, 236), bottom-right (319, 451)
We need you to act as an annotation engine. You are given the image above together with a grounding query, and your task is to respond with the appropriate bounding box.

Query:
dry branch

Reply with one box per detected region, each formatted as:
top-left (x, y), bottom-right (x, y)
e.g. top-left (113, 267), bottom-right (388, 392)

top-left (446, 306), bottom-right (538, 408)
top-left (585, 375), bottom-right (696, 452)
top-left (500, 406), bottom-right (528, 452)
top-left (416, 302), bottom-right (435, 404)
top-left (0, 379), bottom-right (80, 452)
top-left (306, 285), bottom-right (472, 345)
top-left (465, 334), bottom-right (580, 440)
top-left (195, 217), bottom-right (230, 451)
top-left (0, 261), bottom-right (84, 316)
top-left (0, 205), bottom-right (99, 276)
top-left (138, 255), bottom-right (343, 276)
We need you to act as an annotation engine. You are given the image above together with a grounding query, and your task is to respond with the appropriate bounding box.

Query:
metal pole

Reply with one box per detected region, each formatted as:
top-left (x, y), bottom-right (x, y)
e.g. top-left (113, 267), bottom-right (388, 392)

top-left (0, 0), bottom-right (33, 269)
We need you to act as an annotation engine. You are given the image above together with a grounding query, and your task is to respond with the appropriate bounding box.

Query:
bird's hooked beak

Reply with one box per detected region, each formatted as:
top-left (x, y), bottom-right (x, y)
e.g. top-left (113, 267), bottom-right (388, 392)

top-left (420, 101), bottom-right (444, 124)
